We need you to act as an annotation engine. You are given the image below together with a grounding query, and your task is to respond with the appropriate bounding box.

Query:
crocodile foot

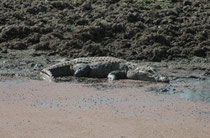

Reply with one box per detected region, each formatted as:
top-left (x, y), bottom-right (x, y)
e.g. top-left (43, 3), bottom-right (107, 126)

top-left (107, 70), bottom-right (127, 81)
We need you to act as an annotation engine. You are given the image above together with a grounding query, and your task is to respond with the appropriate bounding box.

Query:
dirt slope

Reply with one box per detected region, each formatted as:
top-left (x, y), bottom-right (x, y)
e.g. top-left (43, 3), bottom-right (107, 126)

top-left (0, 0), bottom-right (209, 61)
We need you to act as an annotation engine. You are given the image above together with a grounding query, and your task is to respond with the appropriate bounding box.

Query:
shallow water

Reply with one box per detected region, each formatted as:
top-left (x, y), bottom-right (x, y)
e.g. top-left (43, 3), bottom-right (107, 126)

top-left (1, 76), bottom-right (210, 103)
top-left (169, 78), bottom-right (210, 103)
top-left (74, 77), bottom-right (210, 103)
top-left (84, 77), bottom-right (210, 103)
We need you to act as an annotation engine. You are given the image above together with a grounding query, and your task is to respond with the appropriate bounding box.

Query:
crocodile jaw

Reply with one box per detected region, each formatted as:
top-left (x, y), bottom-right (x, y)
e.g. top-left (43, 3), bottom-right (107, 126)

top-left (127, 69), bottom-right (169, 83)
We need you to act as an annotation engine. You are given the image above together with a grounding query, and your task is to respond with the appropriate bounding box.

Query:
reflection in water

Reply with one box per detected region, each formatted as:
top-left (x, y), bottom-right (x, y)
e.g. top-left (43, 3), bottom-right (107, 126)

top-left (1, 74), bottom-right (210, 103)
top-left (149, 78), bottom-right (210, 103)
top-left (177, 90), bottom-right (210, 102)
top-left (170, 79), bottom-right (210, 102)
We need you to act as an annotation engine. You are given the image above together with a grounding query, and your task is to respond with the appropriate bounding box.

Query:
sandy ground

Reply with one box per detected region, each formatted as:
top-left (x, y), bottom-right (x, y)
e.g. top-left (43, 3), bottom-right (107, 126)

top-left (0, 78), bottom-right (210, 138)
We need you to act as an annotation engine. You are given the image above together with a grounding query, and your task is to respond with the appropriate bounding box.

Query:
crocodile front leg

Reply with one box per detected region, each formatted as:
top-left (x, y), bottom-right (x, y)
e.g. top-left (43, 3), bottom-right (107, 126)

top-left (107, 70), bottom-right (127, 81)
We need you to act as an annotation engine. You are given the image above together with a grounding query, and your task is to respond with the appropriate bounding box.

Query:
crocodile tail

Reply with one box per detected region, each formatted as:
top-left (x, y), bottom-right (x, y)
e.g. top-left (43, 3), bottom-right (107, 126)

top-left (40, 68), bottom-right (56, 82)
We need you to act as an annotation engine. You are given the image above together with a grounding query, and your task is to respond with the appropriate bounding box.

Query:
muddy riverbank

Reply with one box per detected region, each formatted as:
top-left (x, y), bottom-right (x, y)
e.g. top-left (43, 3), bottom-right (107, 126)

top-left (0, 0), bottom-right (209, 102)
top-left (0, 49), bottom-right (210, 102)
top-left (0, 48), bottom-right (210, 103)
top-left (0, 0), bottom-right (210, 137)
top-left (1, 47), bottom-right (210, 138)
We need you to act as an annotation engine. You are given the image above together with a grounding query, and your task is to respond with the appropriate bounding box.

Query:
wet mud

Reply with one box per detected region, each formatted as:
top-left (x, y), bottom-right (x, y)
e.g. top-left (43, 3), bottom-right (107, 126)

top-left (0, 0), bottom-right (209, 102)
top-left (150, 78), bottom-right (210, 102)
top-left (0, 0), bottom-right (210, 137)
top-left (0, 49), bottom-right (210, 102)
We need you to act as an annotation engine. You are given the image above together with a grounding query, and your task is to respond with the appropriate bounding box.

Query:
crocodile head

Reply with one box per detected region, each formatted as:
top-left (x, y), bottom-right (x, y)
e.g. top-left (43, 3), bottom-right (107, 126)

top-left (127, 67), bottom-right (169, 83)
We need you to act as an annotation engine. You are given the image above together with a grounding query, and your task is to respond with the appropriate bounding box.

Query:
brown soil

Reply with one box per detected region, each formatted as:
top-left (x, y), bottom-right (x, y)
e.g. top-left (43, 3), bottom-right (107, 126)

top-left (0, 0), bottom-right (210, 137)
top-left (0, 0), bottom-right (209, 61)
top-left (0, 78), bottom-right (210, 138)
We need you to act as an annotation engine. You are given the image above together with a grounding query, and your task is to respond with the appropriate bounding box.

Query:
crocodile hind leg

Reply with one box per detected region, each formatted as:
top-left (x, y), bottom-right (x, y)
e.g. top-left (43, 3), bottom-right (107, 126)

top-left (107, 70), bottom-right (127, 81)
top-left (73, 64), bottom-right (91, 77)
top-left (40, 65), bottom-right (74, 82)
top-left (40, 68), bottom-right (56, 82)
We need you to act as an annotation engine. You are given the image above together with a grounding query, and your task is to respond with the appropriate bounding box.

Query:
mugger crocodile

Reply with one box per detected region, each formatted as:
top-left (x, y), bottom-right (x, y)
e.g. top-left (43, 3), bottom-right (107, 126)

top-left (40, 57), bottom-right (169, 82)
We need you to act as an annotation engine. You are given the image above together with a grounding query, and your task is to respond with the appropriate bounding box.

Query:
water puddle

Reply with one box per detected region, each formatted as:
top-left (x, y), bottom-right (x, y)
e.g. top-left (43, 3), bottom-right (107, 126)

top-left (150, 78), bottom-right (210, 103)
top-left (170, 78), bottom-right (210, 102)
top-left (1, 74), bottom-right (210, 103)
top-left (30, 76), bottom-right (209, 105)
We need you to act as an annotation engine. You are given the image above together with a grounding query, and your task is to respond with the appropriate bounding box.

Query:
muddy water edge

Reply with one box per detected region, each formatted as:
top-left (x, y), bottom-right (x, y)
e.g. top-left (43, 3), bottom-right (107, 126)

top-left (0, 50), bottom-right (210, 138)
top-left (0, 49), bottom-right (210, 102)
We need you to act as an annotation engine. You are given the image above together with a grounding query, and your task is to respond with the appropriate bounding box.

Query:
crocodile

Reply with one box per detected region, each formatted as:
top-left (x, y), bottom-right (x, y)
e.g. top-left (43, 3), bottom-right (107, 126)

top-left (40, 57), bottom-right (169, 82)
